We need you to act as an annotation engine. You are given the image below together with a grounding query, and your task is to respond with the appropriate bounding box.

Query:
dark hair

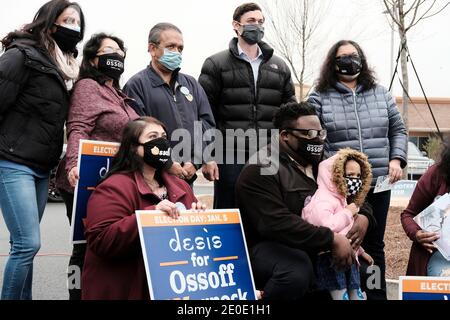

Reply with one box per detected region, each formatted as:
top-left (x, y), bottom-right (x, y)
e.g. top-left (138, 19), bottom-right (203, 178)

top-left (148, 22), bottom-right (182, 44)
top-left (78, 33), bottom-right (126, 89)
top-left (273, 101), bottom-right (317, 130)
top-left (1, 0), bottom-right (85, 54)
top-left (105, 117), bottom-right (168, 180)
top-left (233, 2), bottom-right (262, 22)
top-left (315, 40), bottom-right (376, 93)
top-left (438, 134), bottom-right (450, 187)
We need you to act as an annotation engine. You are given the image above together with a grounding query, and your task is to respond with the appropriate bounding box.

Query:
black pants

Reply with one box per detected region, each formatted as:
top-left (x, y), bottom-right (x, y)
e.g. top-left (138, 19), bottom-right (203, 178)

top-left (213, 163), bottom-right (245, 209)
top-left (59, 189), bottom-right (87, 301)
top-left (250, 241), bottom-right (315, 300)
top-left (360, 189), bottom-right (391, 300)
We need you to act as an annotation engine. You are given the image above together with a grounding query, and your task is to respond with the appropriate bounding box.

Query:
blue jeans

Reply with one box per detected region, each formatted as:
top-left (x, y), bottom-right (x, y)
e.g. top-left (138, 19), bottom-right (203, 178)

top-left (427, 251), bottom-right (450, 277)
top-left (0, 162), bottom-right (49, 300)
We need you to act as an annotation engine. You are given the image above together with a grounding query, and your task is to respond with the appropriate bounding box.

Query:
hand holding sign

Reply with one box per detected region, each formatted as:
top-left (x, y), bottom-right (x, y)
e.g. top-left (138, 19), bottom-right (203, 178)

top-left (68, 166), bottom-right (80, 187)
top-left (156, 200), bottom-right (181, 219)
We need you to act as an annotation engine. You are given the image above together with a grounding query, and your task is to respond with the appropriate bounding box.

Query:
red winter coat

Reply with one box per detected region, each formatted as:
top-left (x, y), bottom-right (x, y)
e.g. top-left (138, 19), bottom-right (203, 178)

top-left (81, 171), bottom-right (197, 300)
top-left (401, 164), bottom-right (449, 276)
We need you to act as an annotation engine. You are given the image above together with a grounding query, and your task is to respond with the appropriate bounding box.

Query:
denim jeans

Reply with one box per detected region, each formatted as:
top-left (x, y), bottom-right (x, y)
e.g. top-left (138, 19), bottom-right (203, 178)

top-left (0, 162), bottom-right (49, 300)
top-left (427, 251), bottom-right (450, 277)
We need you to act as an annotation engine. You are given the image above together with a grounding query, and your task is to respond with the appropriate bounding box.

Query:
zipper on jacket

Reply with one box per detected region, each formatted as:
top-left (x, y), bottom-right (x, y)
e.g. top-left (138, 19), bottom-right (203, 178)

top-left (352, 89), bottom-right (364, 152)
top-left (253, 60), bottom-right (267, 148)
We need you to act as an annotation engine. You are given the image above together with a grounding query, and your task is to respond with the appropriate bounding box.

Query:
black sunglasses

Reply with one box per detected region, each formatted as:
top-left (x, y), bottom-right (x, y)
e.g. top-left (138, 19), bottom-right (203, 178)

top-left (285, 128), bottom-right (327, 140)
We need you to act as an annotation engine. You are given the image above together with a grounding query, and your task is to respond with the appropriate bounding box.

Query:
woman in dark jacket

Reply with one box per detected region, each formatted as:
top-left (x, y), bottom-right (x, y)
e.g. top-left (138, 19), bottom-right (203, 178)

top-left (54, 32), bottom-right (139, 300)
top-left (82, 117), bottom-right (206, 300)
top-left (307, 40), bottom-right (407, 300)
top-left (0, 0), bottom-right (84, 300)
top-left (401, 137), bottom-right (450, 276)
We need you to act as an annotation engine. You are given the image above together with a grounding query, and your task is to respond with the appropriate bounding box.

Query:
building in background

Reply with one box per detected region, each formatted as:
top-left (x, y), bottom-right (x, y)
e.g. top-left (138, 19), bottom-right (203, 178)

top-left (396, 97), bottom-right (450, 151)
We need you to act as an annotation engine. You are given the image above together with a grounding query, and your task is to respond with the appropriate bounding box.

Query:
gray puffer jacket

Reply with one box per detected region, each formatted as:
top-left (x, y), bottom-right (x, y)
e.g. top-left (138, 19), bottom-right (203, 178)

top-left (307, 82), bottom-right (407, 186)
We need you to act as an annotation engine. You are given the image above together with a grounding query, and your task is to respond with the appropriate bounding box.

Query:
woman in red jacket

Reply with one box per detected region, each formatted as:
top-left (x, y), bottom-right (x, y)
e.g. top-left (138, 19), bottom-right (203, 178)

top-left (401, 137), bottom-right (450, 276)
top-left (81, 117), bottom-right (205, 300)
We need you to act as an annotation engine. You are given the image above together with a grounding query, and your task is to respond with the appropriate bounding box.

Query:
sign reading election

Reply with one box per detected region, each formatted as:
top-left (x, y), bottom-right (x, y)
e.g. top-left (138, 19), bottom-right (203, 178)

top-left (399, 276), bottom-right (450, 300)
top-left (136, 209), bottom-right (257, 300)
top-left (71, 140), bottom-right (119, 243)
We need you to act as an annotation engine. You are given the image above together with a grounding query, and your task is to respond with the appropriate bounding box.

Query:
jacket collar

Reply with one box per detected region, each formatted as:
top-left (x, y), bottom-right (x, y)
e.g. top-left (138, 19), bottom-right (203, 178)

top-left (333, 81), bottom-right (364, 94)
top-left (134, 171), bottom-right (187, 202)
top-left (147, 64), bottom-right (181, 88)
top-left (10, 41), bottom-right (67, 87)
top-left (229, 37), bottom-right (274, 62)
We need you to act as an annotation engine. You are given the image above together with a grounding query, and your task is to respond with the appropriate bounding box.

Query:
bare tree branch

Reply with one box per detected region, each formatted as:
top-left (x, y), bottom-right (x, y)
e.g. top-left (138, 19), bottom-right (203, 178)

top-left (261, 0), bottom-right (331, 99)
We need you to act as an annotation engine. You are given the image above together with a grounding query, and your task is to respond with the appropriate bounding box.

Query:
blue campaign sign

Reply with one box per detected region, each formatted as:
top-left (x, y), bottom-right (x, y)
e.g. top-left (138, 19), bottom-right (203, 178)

top-left (399, 276), bottom-right (450, 300)
top-left (71, 140), bottom-right (119, 243)
top-left (391, 180), bottom-right (418, 199)
top-left (136, 210), bottom-right (257, 300)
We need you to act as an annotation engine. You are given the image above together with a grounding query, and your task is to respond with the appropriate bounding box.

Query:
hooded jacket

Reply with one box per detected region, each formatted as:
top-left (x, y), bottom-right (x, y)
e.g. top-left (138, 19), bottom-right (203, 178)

top-left (302, 148), bottom-right (372, 235)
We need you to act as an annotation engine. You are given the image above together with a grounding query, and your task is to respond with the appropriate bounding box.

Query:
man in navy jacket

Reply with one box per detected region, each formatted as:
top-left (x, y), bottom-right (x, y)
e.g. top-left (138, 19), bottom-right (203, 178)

top-left (124, 23), bottom-right (218, 183)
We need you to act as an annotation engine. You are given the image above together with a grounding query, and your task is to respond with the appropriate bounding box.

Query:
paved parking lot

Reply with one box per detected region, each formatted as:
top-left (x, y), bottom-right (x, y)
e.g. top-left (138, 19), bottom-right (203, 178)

top-left (0, 181), bottom-right (214, 300)
top-left (0, 202), bottom-right (71, 300)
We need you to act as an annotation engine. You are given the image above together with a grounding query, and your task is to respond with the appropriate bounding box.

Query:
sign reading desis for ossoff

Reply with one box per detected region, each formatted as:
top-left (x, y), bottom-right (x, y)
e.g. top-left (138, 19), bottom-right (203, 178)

top-left (136, 209), bottom-right (257, 300)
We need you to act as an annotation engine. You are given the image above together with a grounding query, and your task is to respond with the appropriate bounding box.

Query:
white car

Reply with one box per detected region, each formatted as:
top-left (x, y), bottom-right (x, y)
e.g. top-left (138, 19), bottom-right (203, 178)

top-left (407, 141), bottom-right (435, 180)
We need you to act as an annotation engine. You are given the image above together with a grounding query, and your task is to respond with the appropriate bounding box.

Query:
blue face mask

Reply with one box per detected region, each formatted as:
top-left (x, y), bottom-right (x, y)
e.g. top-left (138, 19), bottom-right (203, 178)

top-left (158, 49), bottom-right (182, 71)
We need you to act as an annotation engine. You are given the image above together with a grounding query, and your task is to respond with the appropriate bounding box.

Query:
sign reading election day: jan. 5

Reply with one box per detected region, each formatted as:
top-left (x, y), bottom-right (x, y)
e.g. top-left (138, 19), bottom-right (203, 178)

top-left (71, 140), bottom-right (119, 243)
top-left (136, 209), bottom-right (257, 300)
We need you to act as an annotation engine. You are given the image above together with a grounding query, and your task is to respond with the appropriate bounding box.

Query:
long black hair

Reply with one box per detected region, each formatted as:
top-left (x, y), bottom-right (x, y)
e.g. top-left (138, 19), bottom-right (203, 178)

top-left (438, 134), bottom-right (450, 187)
top-left (1, 0), bottom-right (85, 54)
top-left (78, 33), bottom-right (126, 89)
top-left (104, 117), bottom-right (168, 180)
top-left (315, 40), bottom-right (376, 92)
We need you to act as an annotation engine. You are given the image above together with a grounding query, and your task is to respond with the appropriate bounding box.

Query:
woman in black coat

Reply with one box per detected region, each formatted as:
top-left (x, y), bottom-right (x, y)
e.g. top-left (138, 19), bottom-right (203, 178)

top-left (0, 0), bottom-right (85, 300)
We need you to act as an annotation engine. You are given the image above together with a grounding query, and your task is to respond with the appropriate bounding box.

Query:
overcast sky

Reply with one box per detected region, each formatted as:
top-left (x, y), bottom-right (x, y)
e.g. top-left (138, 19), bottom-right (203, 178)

top-left (1, 0), bottom-right (449, 98)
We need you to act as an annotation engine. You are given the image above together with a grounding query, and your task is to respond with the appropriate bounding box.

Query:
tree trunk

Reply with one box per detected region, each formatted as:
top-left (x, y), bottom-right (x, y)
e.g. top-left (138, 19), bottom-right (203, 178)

top-left (398, 0), bottom-right (409, 177)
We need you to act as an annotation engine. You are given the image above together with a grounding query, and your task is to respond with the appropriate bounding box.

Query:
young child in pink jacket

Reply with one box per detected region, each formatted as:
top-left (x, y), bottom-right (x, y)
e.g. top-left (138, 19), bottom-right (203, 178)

top-left (302, 148), bottom-right (374, 300)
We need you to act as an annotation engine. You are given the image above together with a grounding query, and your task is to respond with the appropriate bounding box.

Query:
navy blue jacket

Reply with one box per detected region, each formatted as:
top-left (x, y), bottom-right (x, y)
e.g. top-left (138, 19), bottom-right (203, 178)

top-left (124, 66), bottom-right (216, 165)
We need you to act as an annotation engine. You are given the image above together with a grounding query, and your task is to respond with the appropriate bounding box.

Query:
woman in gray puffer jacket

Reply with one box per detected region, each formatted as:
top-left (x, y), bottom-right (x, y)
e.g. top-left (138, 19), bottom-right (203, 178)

top-left (308, 40), bottom-right (407, 301)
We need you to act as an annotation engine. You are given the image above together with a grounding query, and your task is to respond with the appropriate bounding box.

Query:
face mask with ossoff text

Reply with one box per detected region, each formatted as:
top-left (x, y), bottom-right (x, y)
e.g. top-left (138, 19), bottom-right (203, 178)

top-left (97, 53), bottom-right (125, 81)
top-left (288, 135), bottom-right (324, 166)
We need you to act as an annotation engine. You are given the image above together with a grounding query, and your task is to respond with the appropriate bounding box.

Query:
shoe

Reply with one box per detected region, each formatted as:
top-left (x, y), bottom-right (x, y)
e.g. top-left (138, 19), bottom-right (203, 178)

top-left (343, 291), bottom-right (350, 300)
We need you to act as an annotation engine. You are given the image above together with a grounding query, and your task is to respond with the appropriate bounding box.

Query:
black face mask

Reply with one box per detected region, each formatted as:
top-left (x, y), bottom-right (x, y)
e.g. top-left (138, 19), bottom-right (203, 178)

top-left (287, 134), bottom-right (324, 166)
top-left (97, 53), bottom-right (125, 81)
top-left (140, 137), bottom-right (172, 170)
top-left (336, 55), bottom-right (362, 76)
top-left (240, 24), bottom-right (264, 45)
top-left (52, 25), bottom-right (81, 53)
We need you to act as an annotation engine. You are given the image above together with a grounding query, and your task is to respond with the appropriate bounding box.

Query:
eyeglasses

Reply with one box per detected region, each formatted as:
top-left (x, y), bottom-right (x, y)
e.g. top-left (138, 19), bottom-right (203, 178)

top-left (97, 46), bottom-right (125, 57)
top-left (286, 128), bottom-right (327, 140)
